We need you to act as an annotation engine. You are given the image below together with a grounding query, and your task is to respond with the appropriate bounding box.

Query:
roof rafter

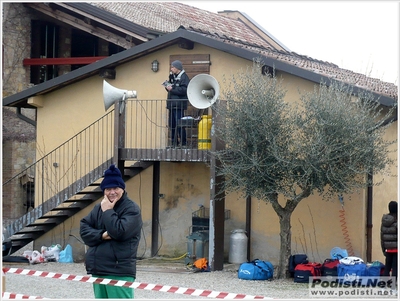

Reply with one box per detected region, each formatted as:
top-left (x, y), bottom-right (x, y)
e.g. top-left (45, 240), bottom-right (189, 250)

top-left (55, 3), bottom-right (149, 42)
top-left (25, 3), bottom-right (137, 49)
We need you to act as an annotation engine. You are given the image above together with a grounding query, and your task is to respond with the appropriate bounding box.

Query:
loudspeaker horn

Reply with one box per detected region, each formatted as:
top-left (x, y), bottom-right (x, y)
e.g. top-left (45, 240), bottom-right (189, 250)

top-left (103, 80), bottom-right (137, 111)
top-left (187, 74), bottom-right (220, 109)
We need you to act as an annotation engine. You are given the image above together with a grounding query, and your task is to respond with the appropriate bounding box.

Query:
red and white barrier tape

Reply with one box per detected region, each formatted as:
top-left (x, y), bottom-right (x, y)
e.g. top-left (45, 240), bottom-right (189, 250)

top-left (2, 267), bottom-right (271, 299)
top-left (2, 292), bottom-right (49, 299)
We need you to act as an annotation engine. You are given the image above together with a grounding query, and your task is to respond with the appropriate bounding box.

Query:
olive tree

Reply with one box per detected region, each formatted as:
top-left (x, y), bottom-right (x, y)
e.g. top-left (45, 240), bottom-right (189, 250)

top-left (213, 62), bottom-right (397, 278)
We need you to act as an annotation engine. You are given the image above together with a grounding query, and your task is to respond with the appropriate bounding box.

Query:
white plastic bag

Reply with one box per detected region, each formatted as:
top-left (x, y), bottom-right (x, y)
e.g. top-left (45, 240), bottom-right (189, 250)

top-left (41, 244), bottom-right (62, 262)
top-left (339, 256), bottom-right (364, 265)
top-left (30, 250), bottom-right (45, 264)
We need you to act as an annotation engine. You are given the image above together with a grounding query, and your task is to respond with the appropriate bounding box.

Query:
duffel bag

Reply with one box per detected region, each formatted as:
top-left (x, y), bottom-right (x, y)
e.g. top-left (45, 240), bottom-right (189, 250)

top-left (289, 254), bottom-right (308, 277)
top-left (238, 259), bottom-right (274, 280)
top-left (337, 262), bottom-right (367, 282)
top-left (294, 262), bottom-right (322, 283)
top-left (322, 258), bottom-right (340, 277)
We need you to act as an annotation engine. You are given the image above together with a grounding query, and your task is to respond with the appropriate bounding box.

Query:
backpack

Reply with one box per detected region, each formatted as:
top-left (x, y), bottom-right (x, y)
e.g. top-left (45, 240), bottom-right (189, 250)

top-left (294, 262), bottom-right (322, 283)
top-left (322, 258), bottom-right (340, 277)
top-left (289, 254), bottom-right (308, 277)
top-left (238, 259), bottom-right (274, 280)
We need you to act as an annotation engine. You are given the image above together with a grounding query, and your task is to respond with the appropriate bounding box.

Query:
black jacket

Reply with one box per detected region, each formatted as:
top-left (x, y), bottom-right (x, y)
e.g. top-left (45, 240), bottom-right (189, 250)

top-left (80, 192), bottom-right (142, 278)
top-left (166, 70), bottom-right (190, 110)
top-left (380, 213), bottom-right (397, 253)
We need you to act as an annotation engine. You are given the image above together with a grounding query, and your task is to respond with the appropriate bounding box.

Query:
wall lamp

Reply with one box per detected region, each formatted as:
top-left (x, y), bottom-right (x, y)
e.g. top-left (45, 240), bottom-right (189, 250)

top-left (151, 60), bottom-right (159, 72)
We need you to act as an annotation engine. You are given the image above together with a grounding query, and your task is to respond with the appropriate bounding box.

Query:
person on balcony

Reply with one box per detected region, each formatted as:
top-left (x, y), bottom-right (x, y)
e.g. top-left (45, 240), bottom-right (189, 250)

top-left (164, 60), bottom-right (190, 148)
top-left (80, 164), bottom-right (142, 299)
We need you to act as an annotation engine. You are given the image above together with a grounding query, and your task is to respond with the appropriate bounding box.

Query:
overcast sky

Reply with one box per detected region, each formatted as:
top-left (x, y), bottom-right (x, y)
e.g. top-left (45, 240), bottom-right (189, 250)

top-left (181, 1), bottom-right (399, 85)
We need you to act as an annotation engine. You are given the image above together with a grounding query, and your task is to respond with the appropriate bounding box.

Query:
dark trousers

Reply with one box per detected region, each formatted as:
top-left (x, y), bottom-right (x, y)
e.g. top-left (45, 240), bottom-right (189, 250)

top-left (169, 107), bottom-right (186, 146)
top-left (383, 251), bottom-right (398, 280)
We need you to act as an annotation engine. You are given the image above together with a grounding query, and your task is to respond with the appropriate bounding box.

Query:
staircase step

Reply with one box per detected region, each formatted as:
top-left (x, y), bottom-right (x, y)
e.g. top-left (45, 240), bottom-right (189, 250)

top-left (31, 217), bottom-right (62, 224)
top-left (76, 186), bottom-right (103, 194)
top-left (19, 225), bottom-right (51, 233)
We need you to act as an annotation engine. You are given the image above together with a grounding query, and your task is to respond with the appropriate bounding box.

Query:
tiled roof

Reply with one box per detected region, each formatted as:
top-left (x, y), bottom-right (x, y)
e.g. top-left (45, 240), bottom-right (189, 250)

top-left (89, 2), bottom-right (397, 101)
top-left (90, 2), bottom-right (276, 50)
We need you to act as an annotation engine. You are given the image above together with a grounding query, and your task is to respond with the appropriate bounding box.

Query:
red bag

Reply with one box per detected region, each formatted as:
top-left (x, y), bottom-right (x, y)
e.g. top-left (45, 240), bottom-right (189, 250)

top-left (294, 262), bottom-right (322, 283)
top-left (322, 259), bottom-right (340, 277)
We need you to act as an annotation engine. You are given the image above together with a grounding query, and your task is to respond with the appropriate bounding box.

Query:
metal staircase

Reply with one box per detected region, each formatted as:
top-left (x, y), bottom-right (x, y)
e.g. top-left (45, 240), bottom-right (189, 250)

top-left (3, 160), bottom-right (153, 255)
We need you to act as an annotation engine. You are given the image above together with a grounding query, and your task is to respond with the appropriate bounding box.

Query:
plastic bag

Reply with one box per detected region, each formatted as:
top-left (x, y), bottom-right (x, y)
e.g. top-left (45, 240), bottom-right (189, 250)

top-left (29, 250), bottom-right (45, 264)
top-left (58, 244), bottom-right (73, 263)
top-left (41, 244), bottom-right (62, 262)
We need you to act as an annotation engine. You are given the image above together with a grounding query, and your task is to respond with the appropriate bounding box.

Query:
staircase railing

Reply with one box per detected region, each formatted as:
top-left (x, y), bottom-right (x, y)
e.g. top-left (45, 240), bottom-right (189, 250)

top-left (2, 99), bottom-right (210, 239)
top-left (2, 109), bottom-right (115, 237)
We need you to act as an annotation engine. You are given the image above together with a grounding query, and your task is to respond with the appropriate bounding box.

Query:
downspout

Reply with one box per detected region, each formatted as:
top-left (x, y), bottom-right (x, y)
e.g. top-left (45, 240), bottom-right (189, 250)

top-left (17, 108), bottom-right (36, 126)
top-left (366, 114), bottom-right (397, 262)
top-left (245, 195), bottom-right (251, 262)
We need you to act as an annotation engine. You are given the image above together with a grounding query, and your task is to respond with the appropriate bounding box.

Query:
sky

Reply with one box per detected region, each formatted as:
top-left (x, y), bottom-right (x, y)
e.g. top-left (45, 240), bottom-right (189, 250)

top-left (180, 1), bottom-right (399, 85)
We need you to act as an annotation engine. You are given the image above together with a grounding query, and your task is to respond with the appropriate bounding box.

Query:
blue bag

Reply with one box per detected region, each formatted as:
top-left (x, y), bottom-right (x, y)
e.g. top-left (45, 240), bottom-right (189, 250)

top-left (58, 244), bottom-right (73, 263)
top-left (337, 262), bottom-right (367, 282)
top-left (366, 261), bottom-right (385, 277)
top-left (238, 259), bottom-right (274, 280)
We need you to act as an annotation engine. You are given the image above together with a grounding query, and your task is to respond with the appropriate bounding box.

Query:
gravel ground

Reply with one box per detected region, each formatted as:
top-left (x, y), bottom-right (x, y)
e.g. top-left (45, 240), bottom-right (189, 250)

top-left (2, 243), bottom-right (395, 299)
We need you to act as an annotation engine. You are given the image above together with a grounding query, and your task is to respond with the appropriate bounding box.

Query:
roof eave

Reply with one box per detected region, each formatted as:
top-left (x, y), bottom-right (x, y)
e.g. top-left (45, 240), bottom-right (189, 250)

top-left (3, 29), bottom-right (396, 108)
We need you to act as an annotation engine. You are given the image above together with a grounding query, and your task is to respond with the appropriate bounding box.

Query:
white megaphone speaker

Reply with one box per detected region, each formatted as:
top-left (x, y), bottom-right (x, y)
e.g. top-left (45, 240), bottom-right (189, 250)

top-left (187, 74), bottom-right (220, 109)
top-left (103, 80), bottom-right (137, 111)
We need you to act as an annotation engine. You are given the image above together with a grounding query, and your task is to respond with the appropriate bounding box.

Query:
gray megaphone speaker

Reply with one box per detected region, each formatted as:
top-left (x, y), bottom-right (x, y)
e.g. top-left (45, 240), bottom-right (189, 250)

top-left (187, 74), bottom-right (220, 109)
top-left (103, 80), bottom-right (137, 111)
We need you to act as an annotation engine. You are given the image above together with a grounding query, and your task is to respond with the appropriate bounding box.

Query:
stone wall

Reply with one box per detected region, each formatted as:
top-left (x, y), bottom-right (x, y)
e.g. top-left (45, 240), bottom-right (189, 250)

top-left (2, 3), bottom-right (32, 96)
top-left (2, 139), bottom-right (36, 224)
top-left (2, 3), bottom-right (37, 226)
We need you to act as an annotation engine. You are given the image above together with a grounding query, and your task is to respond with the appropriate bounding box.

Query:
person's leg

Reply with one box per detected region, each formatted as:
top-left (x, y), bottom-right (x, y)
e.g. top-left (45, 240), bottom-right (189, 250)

top-left (92, 275), bottom-right (135, 299)
top-left (104, 276), bottom-right (135, 299)
top-left (177, 108), bottom-right (186, 146)
top-left (92, 275), bottom-right (108, 299)
top-left (391, 252), bottom-right (397, 279)
top-left (169, 108), bottom-right (177, 146)
top-left (384, 253), bottom-right (394, 276)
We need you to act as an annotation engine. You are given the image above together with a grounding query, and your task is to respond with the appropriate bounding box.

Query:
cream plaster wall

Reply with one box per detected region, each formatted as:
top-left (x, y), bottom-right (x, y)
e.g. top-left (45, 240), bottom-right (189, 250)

top-left (33, 43), bottom-right (397, 265)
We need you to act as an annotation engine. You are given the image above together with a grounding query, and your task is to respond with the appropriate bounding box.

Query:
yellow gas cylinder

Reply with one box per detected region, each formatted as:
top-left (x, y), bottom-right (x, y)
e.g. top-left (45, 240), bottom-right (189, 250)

top-left (198, 115), bottom-right (212, 150)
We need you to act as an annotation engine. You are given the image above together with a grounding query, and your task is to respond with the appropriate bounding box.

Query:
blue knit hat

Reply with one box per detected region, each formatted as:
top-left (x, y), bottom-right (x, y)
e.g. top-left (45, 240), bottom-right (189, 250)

top-left (100, 164), bottom-right (125, 191)
top-left (171, 60), bottom-right (183, 70)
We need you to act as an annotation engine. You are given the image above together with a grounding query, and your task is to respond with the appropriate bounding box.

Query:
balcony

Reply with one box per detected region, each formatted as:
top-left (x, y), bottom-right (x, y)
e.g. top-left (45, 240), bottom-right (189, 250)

top-left (116, 99), bottom-right (211, 162)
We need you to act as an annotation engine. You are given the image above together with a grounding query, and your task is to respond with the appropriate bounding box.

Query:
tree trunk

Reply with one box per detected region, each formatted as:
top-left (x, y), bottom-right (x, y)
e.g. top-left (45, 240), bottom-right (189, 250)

top-left (270, 193), bottom-right (299, 279)
top-left (277, 209), bottom-right (292, 278)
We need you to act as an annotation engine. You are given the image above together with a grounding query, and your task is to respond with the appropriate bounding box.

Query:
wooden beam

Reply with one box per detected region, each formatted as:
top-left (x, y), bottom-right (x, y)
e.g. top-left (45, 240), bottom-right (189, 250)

top-left (23, 57), bottom-right (108, 66)
top-left (56, 3), bottom-right (148, 42)
top-left (27, 96), bottom-right (45, 108)
top-left (25, 3), bottom-right (136, 49)
top-left (209, 105), bottom-right (226, 271)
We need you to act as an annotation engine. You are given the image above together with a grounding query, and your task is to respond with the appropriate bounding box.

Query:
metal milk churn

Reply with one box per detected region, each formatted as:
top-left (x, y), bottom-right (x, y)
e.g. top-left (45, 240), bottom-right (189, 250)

top-left (229, 229), bottom-right (248, 264)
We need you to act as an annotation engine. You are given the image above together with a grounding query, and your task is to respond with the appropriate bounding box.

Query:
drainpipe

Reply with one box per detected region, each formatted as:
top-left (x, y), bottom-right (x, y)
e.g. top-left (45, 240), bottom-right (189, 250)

top-left (245, 195), bottom-right (251, 262)
top-left (366, 174), bottom-right (373, 262)
top-left (366, 114), bottom-right (397, 262)
top-left (16, 107), bottom-right (36, 126)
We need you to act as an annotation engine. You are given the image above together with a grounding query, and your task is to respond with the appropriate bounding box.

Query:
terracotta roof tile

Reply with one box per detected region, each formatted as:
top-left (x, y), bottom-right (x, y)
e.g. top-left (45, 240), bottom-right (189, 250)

top-left (89, 2), bottom-right (397, 101)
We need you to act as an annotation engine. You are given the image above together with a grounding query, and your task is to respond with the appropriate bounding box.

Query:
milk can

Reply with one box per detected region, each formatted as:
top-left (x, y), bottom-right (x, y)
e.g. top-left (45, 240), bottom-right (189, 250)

top-left (229, 229), bottom-right (248, 264)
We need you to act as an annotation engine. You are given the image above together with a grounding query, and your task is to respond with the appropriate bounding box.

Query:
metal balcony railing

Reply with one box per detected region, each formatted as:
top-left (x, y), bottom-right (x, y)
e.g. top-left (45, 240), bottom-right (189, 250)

top-left (2, 99), bottom-right (212, 237)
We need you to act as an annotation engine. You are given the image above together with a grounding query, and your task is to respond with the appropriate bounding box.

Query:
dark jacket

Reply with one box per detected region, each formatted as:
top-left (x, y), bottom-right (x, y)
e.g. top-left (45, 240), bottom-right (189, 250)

top-left (380, 213), bottom-right (397, 253)
top-left (80, 191), bottom-right (142, 278)
top-left (166, 70), bottom-right (190, 110)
